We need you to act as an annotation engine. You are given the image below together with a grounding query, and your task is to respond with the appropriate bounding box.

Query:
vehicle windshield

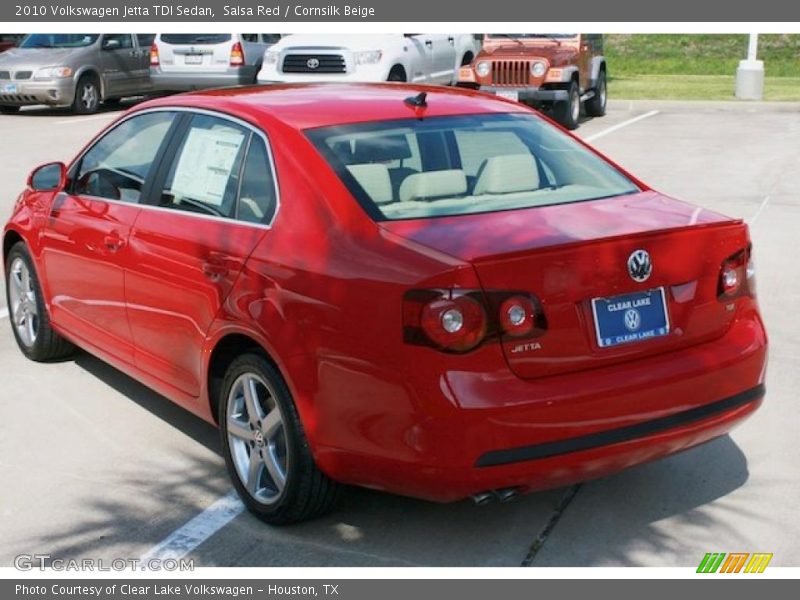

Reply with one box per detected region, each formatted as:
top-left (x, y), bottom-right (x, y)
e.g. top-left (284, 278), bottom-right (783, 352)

top-left (160, 34), bottom-right (232, 45)
top-left (19, 34), bottom-right (99, 49)
top-left (307, 113), bottom-right (640, 221)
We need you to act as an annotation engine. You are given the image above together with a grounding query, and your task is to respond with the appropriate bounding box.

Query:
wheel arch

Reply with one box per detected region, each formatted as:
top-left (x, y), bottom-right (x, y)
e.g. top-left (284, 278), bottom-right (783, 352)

top-left (73, 66), bottom-right (106, 99)
top-left (3, 228), bottom-right (24, 265)
top-left (387, 63), bottom-right (407, 82)
top-left (590, 57), bottom-right (607, 89)
top-left (206, 331), bottom-right (280, 425)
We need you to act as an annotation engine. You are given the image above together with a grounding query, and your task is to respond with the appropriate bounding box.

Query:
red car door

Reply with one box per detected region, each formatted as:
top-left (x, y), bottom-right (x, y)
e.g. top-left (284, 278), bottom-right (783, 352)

top-left (40, 111), bottom-right (178, 363)
top-left (125, 111), bottom-right (278, 397)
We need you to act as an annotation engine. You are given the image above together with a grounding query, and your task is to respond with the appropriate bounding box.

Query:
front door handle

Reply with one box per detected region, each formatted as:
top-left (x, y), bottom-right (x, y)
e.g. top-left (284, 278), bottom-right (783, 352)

top-left (202, 256), bottom-right (229, 280)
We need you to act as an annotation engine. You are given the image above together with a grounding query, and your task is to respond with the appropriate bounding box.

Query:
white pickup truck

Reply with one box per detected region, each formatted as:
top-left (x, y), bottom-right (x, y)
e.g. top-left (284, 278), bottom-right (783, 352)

top-left (256, 34), bottom-right (481, 85)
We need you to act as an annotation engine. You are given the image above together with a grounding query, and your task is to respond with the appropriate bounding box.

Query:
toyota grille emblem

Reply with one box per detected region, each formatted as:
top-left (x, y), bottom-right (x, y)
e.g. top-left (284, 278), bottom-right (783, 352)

top-left (627, 249), bottom-right (652, 282)
top-left (306, 58), bottom-right (320, 70)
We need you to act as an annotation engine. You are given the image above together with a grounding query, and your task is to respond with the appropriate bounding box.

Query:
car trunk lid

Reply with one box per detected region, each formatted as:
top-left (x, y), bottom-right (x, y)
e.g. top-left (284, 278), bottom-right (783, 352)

top-left (381, 191), bottom-right (750, 378)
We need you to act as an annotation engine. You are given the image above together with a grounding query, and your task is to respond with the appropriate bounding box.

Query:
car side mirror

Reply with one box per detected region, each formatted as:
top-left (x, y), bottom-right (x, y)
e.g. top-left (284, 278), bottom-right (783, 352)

top-left (28, 162), bottom-right (67, 192)
top-left (102, 38), bottom-right (121, 51)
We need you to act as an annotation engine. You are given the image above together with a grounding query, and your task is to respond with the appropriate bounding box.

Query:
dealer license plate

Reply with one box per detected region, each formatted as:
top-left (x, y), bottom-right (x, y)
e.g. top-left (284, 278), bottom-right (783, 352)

top-left (591, 288), bottom-right (670, 348)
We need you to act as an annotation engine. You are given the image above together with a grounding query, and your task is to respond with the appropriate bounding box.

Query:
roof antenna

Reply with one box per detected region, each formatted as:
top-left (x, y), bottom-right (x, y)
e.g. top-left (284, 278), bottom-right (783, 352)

top-left (404, 91), bottom-right (427, 108)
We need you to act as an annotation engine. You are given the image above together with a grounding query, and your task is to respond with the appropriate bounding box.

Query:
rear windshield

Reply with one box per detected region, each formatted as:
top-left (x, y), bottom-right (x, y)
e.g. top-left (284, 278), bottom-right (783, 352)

top-left (160, 34), bottom-right (232, 45)
top-left (20, 34), bottom-right (99, 49)
top-left (307, 113), bottom-right (639, 221)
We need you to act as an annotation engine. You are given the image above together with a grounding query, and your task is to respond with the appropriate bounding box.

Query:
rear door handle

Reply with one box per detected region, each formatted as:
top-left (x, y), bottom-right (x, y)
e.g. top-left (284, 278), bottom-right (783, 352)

top-left (103, 232), bottom-right (125, 252)
top-left (425, 39), bottom-right (433, 47)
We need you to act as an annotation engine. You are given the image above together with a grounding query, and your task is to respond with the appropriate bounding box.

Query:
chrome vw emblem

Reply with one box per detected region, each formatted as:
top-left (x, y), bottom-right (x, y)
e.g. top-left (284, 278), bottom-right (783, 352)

top-left (624, 308), bottom-right (641, 331)
top-left (306, 58), bottom-right (320, 70)
top-left (254, 431), bottom-right (265, 447)
top-left (627, 249), bottom-right (652, 282)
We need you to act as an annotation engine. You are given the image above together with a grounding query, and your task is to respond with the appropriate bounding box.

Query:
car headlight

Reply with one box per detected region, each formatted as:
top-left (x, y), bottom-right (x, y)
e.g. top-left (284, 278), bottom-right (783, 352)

top-left (34, 66), bottom-right (73, 80)
top-left (476, 61), bottom-right (491, 77)
top-left (263, 51), bottom-right (279, 66)
top-left (354, 50), bottom-right (382, 65)
top-left (530, 61), bottom-right (547, 77)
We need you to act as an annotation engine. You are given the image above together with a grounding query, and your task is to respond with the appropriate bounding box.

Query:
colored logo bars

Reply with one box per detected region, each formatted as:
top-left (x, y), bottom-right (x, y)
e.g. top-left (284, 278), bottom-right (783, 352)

top-left (697, 552), bottom-right (773, 573)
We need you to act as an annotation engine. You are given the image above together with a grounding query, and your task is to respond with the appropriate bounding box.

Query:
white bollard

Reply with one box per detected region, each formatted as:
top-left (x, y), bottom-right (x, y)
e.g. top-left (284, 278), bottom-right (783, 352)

top-left (735, 34), bottom-right (764, 100)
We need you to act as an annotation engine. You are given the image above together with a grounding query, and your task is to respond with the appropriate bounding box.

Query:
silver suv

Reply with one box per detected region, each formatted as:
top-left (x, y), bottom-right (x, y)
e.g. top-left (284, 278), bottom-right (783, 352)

top-left (150, 33), bottom-right (280, 91)
top-left (0, 34), bottom-right (154, 115)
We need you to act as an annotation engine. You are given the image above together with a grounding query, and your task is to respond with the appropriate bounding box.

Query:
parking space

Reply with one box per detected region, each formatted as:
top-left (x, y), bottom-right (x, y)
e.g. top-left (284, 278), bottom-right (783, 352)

top-left (1, 99), bottom-right (798, 567)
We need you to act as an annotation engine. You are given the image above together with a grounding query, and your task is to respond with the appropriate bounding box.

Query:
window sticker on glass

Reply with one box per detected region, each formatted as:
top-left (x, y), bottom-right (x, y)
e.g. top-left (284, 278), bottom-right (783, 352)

top-left (171, 127), bottom-right (246, 207)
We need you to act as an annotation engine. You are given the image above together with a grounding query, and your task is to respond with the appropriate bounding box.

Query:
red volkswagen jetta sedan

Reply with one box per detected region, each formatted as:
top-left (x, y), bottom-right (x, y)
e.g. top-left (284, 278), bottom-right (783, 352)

top-left (4, 84), bottom-right (767, 524)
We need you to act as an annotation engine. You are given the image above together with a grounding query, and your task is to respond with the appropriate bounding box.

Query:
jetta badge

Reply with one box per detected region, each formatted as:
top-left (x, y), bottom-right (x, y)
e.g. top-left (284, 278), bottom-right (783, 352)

top-left (306, 58), bottom-right (320, 69)
top-left (627, 249), bottom-right (652, 282)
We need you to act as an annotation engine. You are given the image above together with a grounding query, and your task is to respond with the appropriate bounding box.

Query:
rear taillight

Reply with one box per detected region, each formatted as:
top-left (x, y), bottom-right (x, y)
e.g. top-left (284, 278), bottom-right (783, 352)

top-left (403, 289), bottom-right (546, 353)
top-left (230, 42), bottom-right (245, 67)
top-left (150, 43), bottom-right (159, 66)
top-left (499, 295), bottom-right (538, 338)
top-left (719, 246), bottom-right (755, 299)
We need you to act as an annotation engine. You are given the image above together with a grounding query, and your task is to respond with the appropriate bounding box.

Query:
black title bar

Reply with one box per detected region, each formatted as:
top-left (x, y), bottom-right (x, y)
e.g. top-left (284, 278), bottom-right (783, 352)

top-left (2, 0), bottom-right (800, 22)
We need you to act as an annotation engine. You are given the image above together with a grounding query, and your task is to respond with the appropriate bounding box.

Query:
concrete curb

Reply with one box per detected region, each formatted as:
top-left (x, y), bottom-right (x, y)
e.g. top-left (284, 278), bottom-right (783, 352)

top-left (608, 98), bottom-right (800, 113)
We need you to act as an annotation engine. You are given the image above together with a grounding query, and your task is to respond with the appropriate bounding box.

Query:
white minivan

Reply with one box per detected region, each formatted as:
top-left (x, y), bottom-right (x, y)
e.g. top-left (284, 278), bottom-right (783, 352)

top-left (151, 33), bottom-right (281, 91)
top-left (257, 34), bottom-right (481, 85)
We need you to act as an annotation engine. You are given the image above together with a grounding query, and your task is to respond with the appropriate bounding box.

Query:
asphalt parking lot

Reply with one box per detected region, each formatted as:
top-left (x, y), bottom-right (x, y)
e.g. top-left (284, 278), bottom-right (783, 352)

top-left (1, 98), bottom-right (798, 567)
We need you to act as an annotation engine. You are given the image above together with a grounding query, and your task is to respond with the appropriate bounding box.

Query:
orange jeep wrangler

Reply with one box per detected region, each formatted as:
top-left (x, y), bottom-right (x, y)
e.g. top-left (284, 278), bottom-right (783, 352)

top-left (458, 34), bottom-right (607, 130)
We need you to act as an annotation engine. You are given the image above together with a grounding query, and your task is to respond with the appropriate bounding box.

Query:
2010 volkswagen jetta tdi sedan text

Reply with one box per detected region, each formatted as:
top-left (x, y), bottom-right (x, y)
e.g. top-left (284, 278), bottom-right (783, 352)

top-left (3, 84), bottom-right (767, 524)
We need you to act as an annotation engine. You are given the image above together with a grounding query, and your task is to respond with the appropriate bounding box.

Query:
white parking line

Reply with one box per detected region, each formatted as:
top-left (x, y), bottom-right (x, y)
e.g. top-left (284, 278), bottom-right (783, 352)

top-left (139, 490), bottom-right (244, 562)
top-left (748, 195), bottom-right (771, 224)
top-left (584, 110), bottom-right (660, 143)
top-left (0, 307), bottom-right (8, 320)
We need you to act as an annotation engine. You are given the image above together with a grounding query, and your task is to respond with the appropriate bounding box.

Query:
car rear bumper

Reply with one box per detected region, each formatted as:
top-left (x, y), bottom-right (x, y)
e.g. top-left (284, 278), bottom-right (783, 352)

top-left (150, 67), bottom-right (257, 91)
top-left (0, 78), bottom-right (76, 106)
top-left (314, 308), bottom-right (767, 502)
top-left (479, 86), bottom-right (569, 102)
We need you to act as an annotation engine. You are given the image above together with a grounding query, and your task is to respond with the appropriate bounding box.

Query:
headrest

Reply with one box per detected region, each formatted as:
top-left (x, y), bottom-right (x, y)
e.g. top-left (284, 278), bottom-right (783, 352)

top-left (473, 154), bottom-right (540, 195)
top-left (399, 170), bottom-right (467, 202)
top-left (346, 163), bottom-right (393, 205)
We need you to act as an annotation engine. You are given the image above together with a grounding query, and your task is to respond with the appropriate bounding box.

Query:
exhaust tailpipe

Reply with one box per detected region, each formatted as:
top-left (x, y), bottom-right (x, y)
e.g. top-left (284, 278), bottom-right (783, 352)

top-left (471, 487), bottom-right (520, 505)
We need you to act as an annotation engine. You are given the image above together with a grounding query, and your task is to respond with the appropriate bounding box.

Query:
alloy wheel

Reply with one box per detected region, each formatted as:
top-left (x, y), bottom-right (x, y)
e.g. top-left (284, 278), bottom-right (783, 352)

top-left (8, 257), bottom-right (38, 347)
top-left (226, 372), bottom-right (288, 504)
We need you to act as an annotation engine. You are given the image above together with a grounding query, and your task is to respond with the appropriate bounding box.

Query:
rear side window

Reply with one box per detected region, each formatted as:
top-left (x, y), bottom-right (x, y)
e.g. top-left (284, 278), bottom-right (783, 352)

top-left (237, 137), bottom-right (277, 225)
top-left (136, 34), bottom-right (156, 47)
top-left (73, 111), bottom-right (175, 203)
top-left (160, 34), bottom-right (232, 45)
top-left (158, 115), bottom-right (249, 219)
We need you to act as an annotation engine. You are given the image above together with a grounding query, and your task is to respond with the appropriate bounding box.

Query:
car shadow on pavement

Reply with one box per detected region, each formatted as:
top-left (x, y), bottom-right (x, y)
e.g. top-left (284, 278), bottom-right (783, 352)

top-left (530, 434), bottom-right (755, 566)
top-left (23, 349), bottom-right (753, 568)
top-left (8, 96), bottom-right (150, 118)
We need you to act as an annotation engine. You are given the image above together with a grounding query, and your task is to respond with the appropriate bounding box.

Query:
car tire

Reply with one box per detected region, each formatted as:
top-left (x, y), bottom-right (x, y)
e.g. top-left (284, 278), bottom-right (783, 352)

top-left (219, 353), bottom-right (341, 525)
top-left (387, 66), bottom-right (406, 82)
top-left (72, 74), bottom-right (100, 115)
top-left (585, 69), bottom-right (607, 117)
top-left (553, 80), bottom-right (581, 130)
top-left (0, 105), bottom-right (20, 114)
top-left (5, 242), bottom-right (75, 361)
